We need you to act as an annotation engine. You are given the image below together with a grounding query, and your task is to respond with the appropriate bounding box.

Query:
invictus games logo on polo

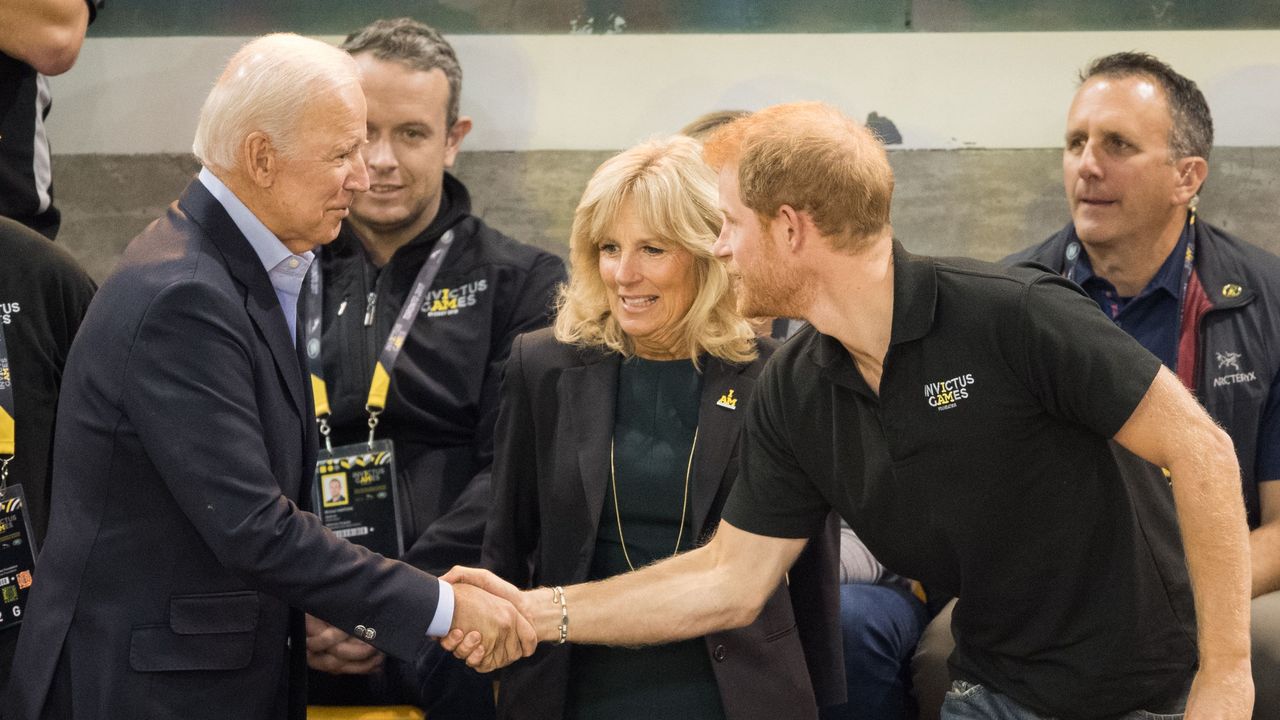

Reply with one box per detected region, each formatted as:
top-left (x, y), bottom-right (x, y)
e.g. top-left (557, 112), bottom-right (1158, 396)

top-left (422, 280), bottom-right (489, 318)
top-left (924, 373), bottom-right (975, 411)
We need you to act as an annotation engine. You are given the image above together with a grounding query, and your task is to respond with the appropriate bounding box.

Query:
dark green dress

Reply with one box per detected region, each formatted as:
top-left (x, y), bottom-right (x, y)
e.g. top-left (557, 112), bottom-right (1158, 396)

top-left (565, 357), bottom-right (726, 720)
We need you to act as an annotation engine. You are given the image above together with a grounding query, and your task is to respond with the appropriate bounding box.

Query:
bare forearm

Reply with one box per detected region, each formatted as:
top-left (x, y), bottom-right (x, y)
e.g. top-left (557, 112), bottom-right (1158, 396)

top-left (525, 545), bottom-right (752, 647)
top-left (0, 0), bottom-right (90, 74)
top-left (525, 526), bottom-right (803, 647)
top-left (1170, 434), bottom-right (1252, 663)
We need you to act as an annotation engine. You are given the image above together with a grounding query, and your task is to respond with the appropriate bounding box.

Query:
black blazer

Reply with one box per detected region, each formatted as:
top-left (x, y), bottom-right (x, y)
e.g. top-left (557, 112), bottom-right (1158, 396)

top-left (7, 181), bottom-right (442, 720)
top-left (483, 327), bottom-right (844, 720)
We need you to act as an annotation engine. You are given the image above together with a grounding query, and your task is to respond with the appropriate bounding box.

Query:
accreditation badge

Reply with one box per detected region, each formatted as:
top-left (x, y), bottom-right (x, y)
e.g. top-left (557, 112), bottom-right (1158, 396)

top-left (313, 439), bottom-right (404, 559)
top-left (0, 484), bottom-right (36, 630)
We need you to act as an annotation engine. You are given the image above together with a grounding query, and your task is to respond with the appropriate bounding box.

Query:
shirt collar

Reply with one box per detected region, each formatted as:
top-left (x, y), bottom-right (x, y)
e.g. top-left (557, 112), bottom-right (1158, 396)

top-left (197, 167), bottom-right (313, 290)
top-left (1073, 216), bottom-right (1192, 301)
top-left (809, 240), bottom-right (937, 371)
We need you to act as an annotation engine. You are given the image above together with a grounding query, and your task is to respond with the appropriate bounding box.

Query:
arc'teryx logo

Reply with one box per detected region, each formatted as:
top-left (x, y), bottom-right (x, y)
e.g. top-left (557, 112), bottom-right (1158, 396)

top-left (1212, 350), bottom-right (1256, 388)
top-left (924, 373), bottom-right (974, 411)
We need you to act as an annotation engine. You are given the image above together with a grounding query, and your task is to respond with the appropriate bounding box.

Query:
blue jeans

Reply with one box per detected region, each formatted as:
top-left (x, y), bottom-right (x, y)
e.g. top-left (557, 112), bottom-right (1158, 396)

top-left (820, 583), bottom-right (928, 720)
top-left (940, 680), bottom-right (1184, 720)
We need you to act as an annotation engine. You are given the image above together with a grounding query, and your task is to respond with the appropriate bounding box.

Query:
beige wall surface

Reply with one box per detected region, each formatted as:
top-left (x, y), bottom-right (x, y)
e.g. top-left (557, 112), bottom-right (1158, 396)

top-left (53, 148), bottom-right (1280, 284)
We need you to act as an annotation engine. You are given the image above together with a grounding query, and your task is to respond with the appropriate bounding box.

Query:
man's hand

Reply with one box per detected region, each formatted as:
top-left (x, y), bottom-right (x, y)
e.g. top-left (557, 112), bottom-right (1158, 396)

top-left (445, 575), bottom-right (537, 673)
top-left (305, 614), bottom-right (384, 675)
top-left (439, 566), bottom-right (544, 667)
top-left (1185, 660), bottom-right (1254, 720)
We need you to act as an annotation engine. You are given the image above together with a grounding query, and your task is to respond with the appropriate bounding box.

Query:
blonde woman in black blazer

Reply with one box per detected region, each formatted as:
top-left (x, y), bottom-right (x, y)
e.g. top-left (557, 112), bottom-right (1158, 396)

top-left (482, 136), bottom-right (843, 720)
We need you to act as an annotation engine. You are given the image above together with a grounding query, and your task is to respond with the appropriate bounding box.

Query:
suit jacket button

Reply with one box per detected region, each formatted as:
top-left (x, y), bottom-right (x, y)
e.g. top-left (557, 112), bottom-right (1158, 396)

top-left (355, 624), bottom-right (367, 636)
top-left (364, 628), bottom-right (377, 640)
top-left (712, 644), bottom-right (726, 662)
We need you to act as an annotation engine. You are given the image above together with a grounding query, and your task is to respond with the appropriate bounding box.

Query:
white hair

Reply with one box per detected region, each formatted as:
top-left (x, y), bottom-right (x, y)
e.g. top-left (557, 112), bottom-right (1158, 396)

top-left (193, 33), bottom-right (360, 171)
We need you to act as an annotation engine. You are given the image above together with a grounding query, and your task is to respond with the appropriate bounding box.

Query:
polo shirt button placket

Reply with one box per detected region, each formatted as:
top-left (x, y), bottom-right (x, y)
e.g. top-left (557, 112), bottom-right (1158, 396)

top-left (712, 644), bottom-right (726, 662)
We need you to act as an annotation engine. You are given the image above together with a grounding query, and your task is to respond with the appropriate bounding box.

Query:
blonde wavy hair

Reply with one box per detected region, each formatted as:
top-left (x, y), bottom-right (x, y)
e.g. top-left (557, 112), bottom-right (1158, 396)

top-left (554, 135), bottom-right (757, 365)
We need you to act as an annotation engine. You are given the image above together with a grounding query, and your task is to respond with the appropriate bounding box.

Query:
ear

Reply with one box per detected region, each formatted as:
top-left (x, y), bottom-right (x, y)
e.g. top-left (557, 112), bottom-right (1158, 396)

top-left (1172, 155), bottom-right (1208, 206)
top-left (775, 204), bottom-right (811, 253)
top-left (443, 116), bottom-right (473, 169)
top-left (244, 131), bottom-right (278, 189)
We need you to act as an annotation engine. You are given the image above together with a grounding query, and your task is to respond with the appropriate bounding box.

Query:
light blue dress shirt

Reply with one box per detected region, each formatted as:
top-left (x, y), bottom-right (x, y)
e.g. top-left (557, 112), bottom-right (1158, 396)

top-left (197, 168), bottom-right (455, 638)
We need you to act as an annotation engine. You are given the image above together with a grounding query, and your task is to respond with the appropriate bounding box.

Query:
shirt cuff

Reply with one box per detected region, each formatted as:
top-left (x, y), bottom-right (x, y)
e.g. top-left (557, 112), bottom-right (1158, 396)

top-left (426, 579), bottom-right (455, 638)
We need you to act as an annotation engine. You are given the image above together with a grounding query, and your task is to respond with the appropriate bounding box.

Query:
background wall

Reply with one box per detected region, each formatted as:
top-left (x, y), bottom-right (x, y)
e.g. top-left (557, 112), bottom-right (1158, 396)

top-left (39, 4), bottom-right (1280, 281)
top-left (53, 147), bottom-right (1280, 283)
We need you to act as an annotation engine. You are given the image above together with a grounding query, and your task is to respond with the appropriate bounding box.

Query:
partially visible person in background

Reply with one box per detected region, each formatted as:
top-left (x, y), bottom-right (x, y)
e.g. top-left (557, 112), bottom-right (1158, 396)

top-left (822, 522), bottom-right (929, 720)
top-left (0, 215), bottom-right (95, 690)
top-left (481, 135), bottom-right (844, 720)
top-left (301, 18), bottom-right (564, 720)
top-left (0, 0), bottom-right (104, 239)
top-left (680, 110), bottom-right (749, 141)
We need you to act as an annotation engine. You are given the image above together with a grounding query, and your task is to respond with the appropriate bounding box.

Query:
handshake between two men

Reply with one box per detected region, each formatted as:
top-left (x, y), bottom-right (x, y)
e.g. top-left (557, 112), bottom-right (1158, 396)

top-left (306, 570), bottom-right (541, 676)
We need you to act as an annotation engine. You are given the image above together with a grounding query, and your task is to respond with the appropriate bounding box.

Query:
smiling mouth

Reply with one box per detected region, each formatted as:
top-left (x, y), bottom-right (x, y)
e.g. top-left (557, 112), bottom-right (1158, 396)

top-left (368, 184), bottom-right (403, 194)
top-left (619, 295), bottom-right (658, 310)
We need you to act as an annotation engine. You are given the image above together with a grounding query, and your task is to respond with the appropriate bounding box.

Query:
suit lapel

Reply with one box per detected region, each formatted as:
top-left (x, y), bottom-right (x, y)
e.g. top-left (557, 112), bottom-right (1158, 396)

top-left (297, 319), bottom-right (319, 497)
top-left (562, 351), bottom-right (619, 536)
top-left (691, 357), bottom-right (753, 534)
top-left (178, 181), bottom-right (308, 421)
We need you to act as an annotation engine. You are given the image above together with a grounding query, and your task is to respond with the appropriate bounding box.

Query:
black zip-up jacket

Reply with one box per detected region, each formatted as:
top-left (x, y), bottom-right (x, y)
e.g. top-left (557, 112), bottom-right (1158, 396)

top-left (1010, 215), bottom-right (1280, 527)
top-left (315, 174), bottom-right (566, 574)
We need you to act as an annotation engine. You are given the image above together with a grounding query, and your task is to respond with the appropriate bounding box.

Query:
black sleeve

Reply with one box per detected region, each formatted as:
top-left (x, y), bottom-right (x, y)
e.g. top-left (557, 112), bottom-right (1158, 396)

top-left (787, 510), bottom-right (846, 707)
top-left (481, 332), bottom-right (541, 587)
top-left (124, 280), bottom-right (439, 661)
top-left (1019, 275), bottom-right (1161, 438)
top-left (401, 252), bottom-right (564, 574)
top-left (721, 356), bottom-right (831, 539)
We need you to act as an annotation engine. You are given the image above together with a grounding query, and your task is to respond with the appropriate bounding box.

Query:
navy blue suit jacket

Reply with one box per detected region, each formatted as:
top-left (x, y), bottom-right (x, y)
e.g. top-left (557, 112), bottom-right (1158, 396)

top-left (8, 181), bottom-right (441, 719)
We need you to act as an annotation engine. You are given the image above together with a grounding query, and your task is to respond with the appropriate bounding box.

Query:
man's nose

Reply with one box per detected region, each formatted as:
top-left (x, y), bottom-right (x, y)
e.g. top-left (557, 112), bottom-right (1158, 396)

top-left (346, 147), bottom-right (370, 192)
top-left (1076, 140), bottom-right (1103, 180)
top-left (364, 136), bottom-right (395, 174)
top-left (712, 228), bottom-right (732, 259)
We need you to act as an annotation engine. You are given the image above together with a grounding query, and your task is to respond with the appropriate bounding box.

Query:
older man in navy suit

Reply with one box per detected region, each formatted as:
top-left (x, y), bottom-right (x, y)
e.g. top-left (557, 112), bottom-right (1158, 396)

top-left (7, 33), bottom-right (532, 720)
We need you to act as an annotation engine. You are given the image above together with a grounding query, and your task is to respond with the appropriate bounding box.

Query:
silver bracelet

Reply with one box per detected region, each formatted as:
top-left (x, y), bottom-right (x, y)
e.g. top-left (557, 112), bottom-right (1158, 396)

top-left (551, 585), bottom-right (569, 645)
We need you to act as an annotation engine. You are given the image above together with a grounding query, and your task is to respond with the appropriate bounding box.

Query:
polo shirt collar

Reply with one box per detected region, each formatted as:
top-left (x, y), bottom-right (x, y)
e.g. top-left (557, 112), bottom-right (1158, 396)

top-left (809, 239), bottom-right (937, 371)
top-left (888, 240), bottom-right (937, 346)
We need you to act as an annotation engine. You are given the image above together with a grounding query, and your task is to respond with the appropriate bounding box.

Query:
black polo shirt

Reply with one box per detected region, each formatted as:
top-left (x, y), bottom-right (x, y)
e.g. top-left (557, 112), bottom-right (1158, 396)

top-left (723, 242), bottom-right (1197, 719)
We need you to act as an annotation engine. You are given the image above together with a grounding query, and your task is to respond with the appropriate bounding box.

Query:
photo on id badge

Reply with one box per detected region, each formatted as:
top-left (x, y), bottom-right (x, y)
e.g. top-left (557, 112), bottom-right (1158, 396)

top-left (322, 473), bottom-right (350, 508)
